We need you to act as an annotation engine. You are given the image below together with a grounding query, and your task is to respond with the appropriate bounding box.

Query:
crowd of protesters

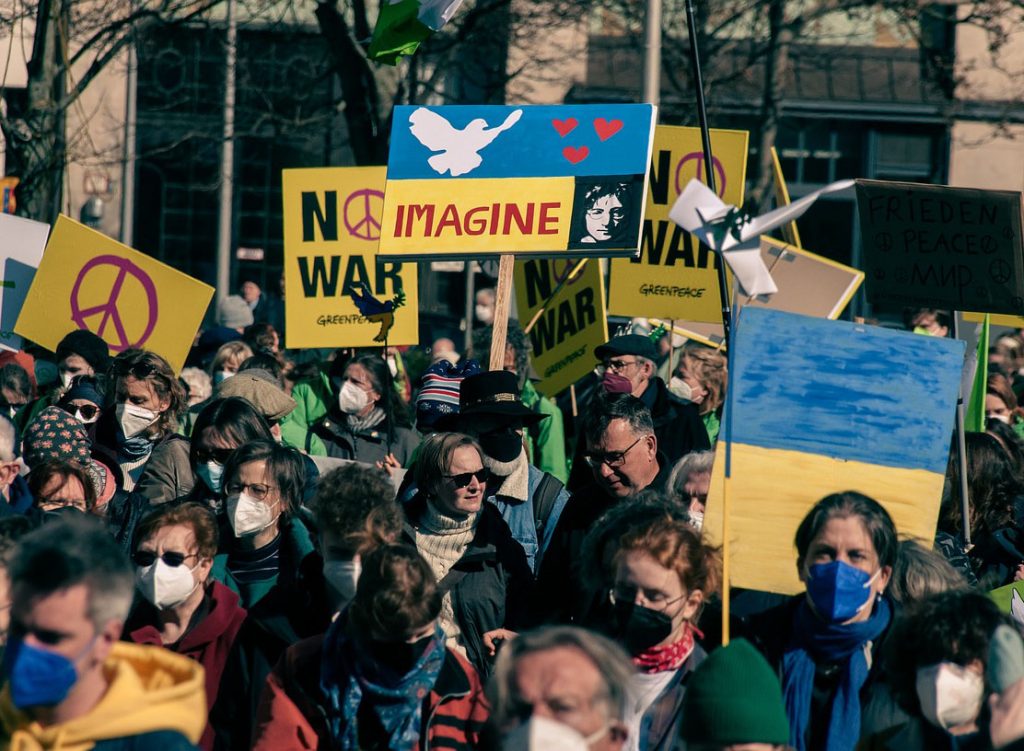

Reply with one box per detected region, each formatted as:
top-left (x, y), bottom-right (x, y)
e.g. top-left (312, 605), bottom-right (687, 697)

top-left (2, 294), bottom-right (1024, 751)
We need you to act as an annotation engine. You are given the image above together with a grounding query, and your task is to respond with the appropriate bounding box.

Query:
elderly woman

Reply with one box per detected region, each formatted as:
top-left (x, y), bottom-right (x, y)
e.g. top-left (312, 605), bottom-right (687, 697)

top-left (673, 346), bottom-right (727, 444)
top-left (94, 349), bottom-right (190, 502)
top-left (666, 449), bottom-right (715, 531)
top-left (743, 491), bottom-right (899, 751)
top-left (402, 431), bottom-right (532, 677)
top-left (124, 502), bottom-right (247, 750)
top-left (27, 459), bottom-right (96, 515)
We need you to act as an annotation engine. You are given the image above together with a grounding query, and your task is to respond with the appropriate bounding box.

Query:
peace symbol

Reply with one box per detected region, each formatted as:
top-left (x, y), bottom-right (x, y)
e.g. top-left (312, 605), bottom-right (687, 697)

top-left (343, 188), bottom-right (385, 241)
top-left (990, 259), bottom-right (1013, 284)
top-left (552, 259), bottom-right (584, 288)
top-left (674, 152), bottom-right (727, 198)
top-left (69, 255), bottom-right (158, 352)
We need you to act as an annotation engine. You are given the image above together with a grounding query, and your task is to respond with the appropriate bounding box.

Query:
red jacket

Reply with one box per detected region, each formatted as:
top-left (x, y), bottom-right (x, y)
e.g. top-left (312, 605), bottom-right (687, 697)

top-left (125, 581), bottom-right (248, 750)
top-left (252, 633), bottom-right (489, 751)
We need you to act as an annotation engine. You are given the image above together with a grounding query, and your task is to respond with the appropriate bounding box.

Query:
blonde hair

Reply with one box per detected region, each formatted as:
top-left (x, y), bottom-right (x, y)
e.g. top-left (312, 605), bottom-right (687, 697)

top-left (210, 341), bottom-right (253, 376)
top-left (678, 346), bottom-right (727, 414)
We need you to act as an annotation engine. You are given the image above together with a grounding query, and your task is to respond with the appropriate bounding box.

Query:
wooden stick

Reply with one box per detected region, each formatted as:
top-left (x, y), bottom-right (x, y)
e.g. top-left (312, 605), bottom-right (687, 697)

top-left (489, 254), bottom-right (516, 371)
top-left (668, 319), bottom-right (676, 374)
top-left (570, 383), bottom-right (578, 418)
top-left (523, 258), bottom-right (588, 335)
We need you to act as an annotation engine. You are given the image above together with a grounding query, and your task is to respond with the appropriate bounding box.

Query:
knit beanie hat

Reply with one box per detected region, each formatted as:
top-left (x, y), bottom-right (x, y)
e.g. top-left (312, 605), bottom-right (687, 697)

top-left (59, 377), bottom-right (104, 408)
top-left (55, 330), bottom-right (111, 373)
top-left (415, 358), bottom-right (482, 431)
top-left (217, 295), bottom-right (254, 330)
top-left (680, 638), bottom-right (790, 745)
top-left (23, 406), bottom-right (92, 468)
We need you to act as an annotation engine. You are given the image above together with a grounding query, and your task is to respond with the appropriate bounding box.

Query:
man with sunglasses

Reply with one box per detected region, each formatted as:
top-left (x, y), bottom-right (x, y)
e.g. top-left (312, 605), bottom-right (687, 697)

top-left (537, 394), bottom-right (670, 625)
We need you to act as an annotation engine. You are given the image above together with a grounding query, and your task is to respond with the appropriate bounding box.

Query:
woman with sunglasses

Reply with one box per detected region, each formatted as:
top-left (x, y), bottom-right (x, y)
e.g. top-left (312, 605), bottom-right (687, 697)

top-left (402, 432), bottom-right (533, 677)
top-left (123, 502), bottom-right (247, 751)
top-left (56, 374), bottom-right (104, 430)
top-left (95, 349), bottom-right (191, 503)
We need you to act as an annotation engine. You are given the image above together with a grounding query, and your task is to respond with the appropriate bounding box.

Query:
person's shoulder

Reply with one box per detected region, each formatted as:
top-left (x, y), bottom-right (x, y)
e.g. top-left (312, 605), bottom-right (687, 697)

top-left (92, 730), bottom-right (198, 751)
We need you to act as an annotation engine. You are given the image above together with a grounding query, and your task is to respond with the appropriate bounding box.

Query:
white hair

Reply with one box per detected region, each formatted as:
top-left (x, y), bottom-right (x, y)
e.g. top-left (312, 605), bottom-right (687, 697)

top-left (667, 450), bottom-right (715, 498)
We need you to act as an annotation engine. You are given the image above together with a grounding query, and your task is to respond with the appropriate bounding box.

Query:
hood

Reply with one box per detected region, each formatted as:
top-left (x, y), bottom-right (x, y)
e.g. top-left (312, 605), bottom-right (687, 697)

top-left (0, 642), bottom-right (206, 750)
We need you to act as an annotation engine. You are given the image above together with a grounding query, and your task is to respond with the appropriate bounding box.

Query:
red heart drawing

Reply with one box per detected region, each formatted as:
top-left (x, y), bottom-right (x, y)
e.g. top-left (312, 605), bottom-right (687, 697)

top-left (563, 145), bottom-right (589, 164)
top-left (552, 118), bottom-right (578, 137)
top-left (594, 118), bottom-right (624, 141)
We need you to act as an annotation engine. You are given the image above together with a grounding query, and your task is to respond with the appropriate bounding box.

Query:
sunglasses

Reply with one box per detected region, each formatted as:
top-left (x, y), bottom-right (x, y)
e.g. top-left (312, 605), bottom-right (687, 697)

top-left (195, 447), bottom-right (234, 465)
top-left (443, 468), bottom-right (490, 488)
top-left (62, 404), bottom-right (99, 420)
top-left (114, 361), bottom-right (156, 379)
top-left (131, 550), bottom-right (197, 568)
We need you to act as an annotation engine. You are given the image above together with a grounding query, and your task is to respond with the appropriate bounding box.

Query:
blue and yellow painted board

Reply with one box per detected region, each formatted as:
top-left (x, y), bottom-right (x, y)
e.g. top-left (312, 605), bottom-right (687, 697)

top-left (378, 104), bottom-right (657, 260)
top-left (703, 308), bottom-right (965, 594)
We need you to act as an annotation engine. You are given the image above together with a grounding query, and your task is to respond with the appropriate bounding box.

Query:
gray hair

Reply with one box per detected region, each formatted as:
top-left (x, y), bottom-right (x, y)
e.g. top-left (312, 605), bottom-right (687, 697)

top-left (9, 515), bottom-right (134, 630)
top-left (889, 537), bottom-right (968, 605)
top-left (667, 450), bottom-right (715, 498)
top-left (0, 413), bottom-right (17, 462)
top-left (582, 394), bottom-right (655, 447)
top-left (487, 626), bottom-right (635, 729)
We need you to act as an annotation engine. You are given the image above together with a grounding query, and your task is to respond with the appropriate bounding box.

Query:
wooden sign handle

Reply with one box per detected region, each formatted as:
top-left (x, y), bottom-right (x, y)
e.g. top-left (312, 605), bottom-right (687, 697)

top-left (489, 254), bottom-right (516, 371)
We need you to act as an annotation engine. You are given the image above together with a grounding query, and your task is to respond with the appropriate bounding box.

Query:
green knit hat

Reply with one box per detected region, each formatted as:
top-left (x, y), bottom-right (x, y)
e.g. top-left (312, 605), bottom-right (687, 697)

top-left (680, 638), bottom-right (790, 745)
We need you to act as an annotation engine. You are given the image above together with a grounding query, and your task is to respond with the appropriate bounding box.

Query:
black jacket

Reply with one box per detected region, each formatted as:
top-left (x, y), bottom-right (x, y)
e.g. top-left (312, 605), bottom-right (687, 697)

top-left (567, 378), bottom-right (709, 491)
top-left (402, 494), bottom-right (533, 677)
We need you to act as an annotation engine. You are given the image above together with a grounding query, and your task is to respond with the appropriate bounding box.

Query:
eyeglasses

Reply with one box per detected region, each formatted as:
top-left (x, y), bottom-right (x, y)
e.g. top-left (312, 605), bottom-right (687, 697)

top-left (583, 437), bottom-right (643, 469)
top-left (195, 447), bottom-right (234, 465)
top-left (225, 481), bottom-right (277, 501)
top-left (132, 549), bottom-right (198, 568)
top-left (38, 498), bottom-right (88, 513)
top-left (113, 361), bottom-right (156, 379)
top-left (443, 469), bottom-right (490, 488)
top-left (597, 358), bottom-right (639, 375)
top-left (608, 585), bottom-right (688, 612)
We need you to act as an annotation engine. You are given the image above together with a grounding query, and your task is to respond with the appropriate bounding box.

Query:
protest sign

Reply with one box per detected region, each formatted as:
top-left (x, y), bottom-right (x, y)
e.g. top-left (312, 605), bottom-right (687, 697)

top-left (650, 236), bottom-right (864, 348)
top-left (964, 311), bottom-right (1024, 328)
top-left (0, 214), bottom-right (49, 352)
top-left (990, 582), bottom-right (1024, 628)
top-left (703, 308), bottom-right (964, 594)
top-left (607, 125), bottom-right (748, 322)
top-left (513, 257), bottom-right (607, 397)
top-left (282, 166), bottom-right (418, 349)
top-left (15, 215), bottom-right (213, 373)
top-left (378, 104), bottom-right (657, 260)
top-left (856, 180), bottom-right (1024, 314)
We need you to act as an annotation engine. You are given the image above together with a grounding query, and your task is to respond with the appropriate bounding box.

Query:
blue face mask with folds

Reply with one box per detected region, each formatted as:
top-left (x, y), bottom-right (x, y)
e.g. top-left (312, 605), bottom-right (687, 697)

top-left (2, 636), bottom-right (94, 709)
top-left (196, 461), bottom-right (224, 494)
top-left (805, 560), bottom-right (878, 624)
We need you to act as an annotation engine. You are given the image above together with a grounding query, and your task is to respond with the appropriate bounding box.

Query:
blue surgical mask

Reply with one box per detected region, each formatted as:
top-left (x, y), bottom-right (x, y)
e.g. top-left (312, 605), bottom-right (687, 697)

top-left (2, 636), bottom-right (93, 708)
top-left (805, 560), bottom-right (879, 623)
top-left (196, 460), bottom-right (224, 494)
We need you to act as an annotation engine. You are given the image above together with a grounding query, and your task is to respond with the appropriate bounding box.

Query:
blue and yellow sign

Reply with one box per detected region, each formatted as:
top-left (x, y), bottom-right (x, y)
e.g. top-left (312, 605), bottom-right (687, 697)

top-left (378, 104), bottom-right (657, 259)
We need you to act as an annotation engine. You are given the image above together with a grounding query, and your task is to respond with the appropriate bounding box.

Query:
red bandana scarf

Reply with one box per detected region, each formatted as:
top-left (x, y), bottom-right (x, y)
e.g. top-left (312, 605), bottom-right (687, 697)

top-left (632, 623), bottom-right (702, 674)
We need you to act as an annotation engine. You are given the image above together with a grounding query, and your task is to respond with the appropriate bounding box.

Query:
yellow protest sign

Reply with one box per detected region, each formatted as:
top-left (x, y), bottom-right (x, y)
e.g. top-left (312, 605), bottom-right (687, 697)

top-left (608, 125), bottom-right (749, 322)
top-left (15, 215), bottom-right (213, 374)
top-left (964, 312), bottom-right (1024, 328)
top-left (514, 258), bottom-right (608, 396)
top-left (282, 167), bottom-right (418, 349)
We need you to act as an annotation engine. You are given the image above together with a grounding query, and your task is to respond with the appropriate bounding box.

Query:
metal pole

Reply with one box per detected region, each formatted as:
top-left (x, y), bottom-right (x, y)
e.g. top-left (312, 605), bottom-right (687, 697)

top-left (215, 0), bottom-right (237, 305)
top-left (119, 26), bottom-right (137, 246)
top-left (684, 0), bottom-right (731, 346)
top-left (642, 0), bottom-right (662, 106)
top-left (952, 313), bottom-right (973, 546)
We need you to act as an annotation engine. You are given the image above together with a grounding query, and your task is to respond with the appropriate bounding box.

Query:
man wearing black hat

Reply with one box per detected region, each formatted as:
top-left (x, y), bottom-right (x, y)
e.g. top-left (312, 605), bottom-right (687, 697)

top-left (566, 333), bottom-right (709, 491)
top-left (444, 370), bottom-right (569, 575)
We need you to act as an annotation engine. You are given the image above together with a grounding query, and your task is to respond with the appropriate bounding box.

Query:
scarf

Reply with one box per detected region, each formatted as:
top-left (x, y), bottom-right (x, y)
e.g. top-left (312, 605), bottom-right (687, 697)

top-left (485, 448), bottom-right (529, 504)
top-left (781, 597), bottom-right (891, 751)
top-left (633, 623), bottom-right (700, 674)
top-left (117, 429), bottom-right (155, 461)
top-left (321, 615), bottom-right (445, 751)
top-left (346, 407), bottom-right (386, 434)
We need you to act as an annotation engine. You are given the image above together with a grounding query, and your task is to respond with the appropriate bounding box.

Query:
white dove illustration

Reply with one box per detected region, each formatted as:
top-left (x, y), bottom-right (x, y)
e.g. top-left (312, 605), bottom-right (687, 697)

top-left (408, 107), bottom-right (523, 177)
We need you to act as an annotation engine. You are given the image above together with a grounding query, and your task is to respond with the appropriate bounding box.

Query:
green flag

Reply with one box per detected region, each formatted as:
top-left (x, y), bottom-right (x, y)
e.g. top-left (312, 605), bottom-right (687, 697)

top-left (369, 0), bottom-right (464, 65)
top-left (965, 313), bottom-right (990, 432)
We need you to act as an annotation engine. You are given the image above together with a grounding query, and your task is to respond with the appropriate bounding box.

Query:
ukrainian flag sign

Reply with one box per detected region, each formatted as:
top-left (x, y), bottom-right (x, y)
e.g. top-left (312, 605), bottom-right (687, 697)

top-left (378, 104), bottom-right (657, 260)
top-left (703, 308), bottom-right (965, 594)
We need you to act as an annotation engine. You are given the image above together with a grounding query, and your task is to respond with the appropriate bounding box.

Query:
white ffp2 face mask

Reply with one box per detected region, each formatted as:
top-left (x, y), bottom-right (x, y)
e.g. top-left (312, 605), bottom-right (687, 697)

top-left (226, 492), bottom-right (280, 537)
top-left (337, 380), bottom-right (370, 415)
top-left (915, 662), bottom-right (985, 730)
top-left (501, 716), bottom-right (609, 751)
top-left (669, 376), bottom-right (693, 401)
top-left (116, 403), bottom-right (159, 438)
top-left (136, 559), bottom-right (200, 610)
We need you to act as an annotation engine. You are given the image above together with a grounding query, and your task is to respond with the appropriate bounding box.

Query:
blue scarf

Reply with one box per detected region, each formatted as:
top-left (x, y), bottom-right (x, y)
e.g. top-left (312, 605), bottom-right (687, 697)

top-left (320, 615), bottom-right (445, 751)
top-left (781, 597), bottom-right (891, 751)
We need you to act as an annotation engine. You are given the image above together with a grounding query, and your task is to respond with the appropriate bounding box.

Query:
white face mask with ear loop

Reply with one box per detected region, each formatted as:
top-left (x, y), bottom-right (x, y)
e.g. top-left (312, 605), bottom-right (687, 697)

top-left (501, 715), bottom-right (610, 751)
top-left (337, 380), bottom-right (370, 415)
top-left (915, 662), bottom-right (985, 730)
top-left (136, 558), bottom-right (201, 610)
top-left (117, 403), bottom-right (160, 438)
top-left (226, 492), bottom-right (280, 537)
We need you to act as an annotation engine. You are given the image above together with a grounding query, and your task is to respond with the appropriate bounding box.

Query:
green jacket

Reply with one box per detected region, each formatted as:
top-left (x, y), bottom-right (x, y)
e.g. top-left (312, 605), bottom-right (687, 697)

top-left (278, 371), bottom-right (333, 456)
top-left (703, 410), bottom-right (721, 445)
top-left (521, 379), bottom-right (568, 484)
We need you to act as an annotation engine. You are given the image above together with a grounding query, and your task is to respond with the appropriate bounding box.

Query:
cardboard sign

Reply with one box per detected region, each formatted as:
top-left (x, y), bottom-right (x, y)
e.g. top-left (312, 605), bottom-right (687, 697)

top-left (650, 236), bottom-right (864, 347)
top-left (964, 311), bottom-right (1024, 328)
top-left (514, 258), bottom-right (608, 397)
top-left (703, 308), bottom-right (964, 594)
top-left (282, 167), bottom-right (418, 349)
top-left (0, 214), bottom-right (49, 352)
top-left (607, 125), bottom-right (749, 322)
top-left (856, 180), bottom-right (1024, 314)
top-left (15, 216), bottom-right (213, 373)
top-left (378, 104), bottom-right (657, 260)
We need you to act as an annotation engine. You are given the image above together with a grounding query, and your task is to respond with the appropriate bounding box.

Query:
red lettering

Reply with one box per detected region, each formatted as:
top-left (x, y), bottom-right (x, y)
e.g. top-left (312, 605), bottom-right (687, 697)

top-left (502, 203), bottom-right (534, 235)
top-left (434, 204), bottom-right (463, 236)
top-left (405, 204), bottom-right (435, 236)
top-left (539, 202), bottom-right (559, 234)
top-left (394, 204), bottom-right (405, 237)
top-left (465, 206), bottom-right (489, 236)
top-left (489, 203), bottom-right (500, 236)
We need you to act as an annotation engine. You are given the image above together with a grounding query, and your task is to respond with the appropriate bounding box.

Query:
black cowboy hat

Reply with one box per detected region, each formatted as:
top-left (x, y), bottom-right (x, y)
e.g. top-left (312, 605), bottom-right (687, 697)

top-left (437, 370), bottom-right (548, 432)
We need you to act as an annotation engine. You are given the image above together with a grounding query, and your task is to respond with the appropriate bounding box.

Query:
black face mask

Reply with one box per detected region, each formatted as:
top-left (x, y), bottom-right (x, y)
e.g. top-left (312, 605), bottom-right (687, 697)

top-left (611, 599), bottom-right (673, 654)
top-left (365, 634), bottom-right (434, 675)
top-left (479, 429), bottom-right (522, 463)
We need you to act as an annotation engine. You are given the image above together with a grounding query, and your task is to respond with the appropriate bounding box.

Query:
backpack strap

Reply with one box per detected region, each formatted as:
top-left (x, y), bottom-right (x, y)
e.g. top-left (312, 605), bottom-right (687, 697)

top-left (532, 471), bottom-right (564, 537)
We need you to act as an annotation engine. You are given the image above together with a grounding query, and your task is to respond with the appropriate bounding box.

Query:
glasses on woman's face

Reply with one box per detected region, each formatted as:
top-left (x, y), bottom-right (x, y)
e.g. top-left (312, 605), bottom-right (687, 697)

top-left (61, 403), bottom-right (99, 421)
top-left (195, 446), bottom-right (234, 465)
top-left (443, 468), bottom-right (490, 489)
top-left (132, 549), bottom-right (199, 568)
top-left (608, 584), bottom-right (688, 612)
top-left (225, 481), bottom-right (277, 501)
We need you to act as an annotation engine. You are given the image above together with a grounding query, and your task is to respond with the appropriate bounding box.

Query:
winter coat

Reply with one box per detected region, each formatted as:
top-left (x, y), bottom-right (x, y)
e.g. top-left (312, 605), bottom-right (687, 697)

top-left (94, 415), bottom-right (194, 502)
top-left (277, 372), bottom-right (332, 456)
top-left (308, 412), bottom-right (419, 468)
top-left (402, 494), bottom-right (534, 677)
top-left (124, 582), bottom-right (249, 751)
top-left (251, 633), bottom-right (488, 751)
top-left (521, 379), bottom-right (568, 484)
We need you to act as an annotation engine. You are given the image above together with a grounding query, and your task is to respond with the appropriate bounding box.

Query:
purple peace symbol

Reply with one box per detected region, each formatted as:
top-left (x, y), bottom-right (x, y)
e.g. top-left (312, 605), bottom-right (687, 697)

top-left (552, 259), bottom-right (584, 287)
top-left (675, 152), bottom-right (727, 198)
top-left (70, 254), bottom-right (158, 352)
top-left (344, 188), bottom-right (385, 241)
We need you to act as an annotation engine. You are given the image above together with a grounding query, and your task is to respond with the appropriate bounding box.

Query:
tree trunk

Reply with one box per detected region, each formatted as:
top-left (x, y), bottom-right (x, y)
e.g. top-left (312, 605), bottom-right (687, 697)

top-left (752, 0), bottom-right (793, 213)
